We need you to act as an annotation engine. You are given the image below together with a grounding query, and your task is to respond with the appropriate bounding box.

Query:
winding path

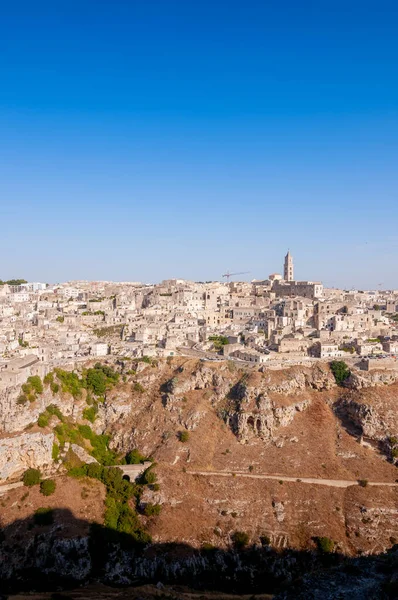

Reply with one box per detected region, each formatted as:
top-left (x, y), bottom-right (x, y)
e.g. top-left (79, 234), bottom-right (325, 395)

top-left (186, 469), bottom-right (398, 489)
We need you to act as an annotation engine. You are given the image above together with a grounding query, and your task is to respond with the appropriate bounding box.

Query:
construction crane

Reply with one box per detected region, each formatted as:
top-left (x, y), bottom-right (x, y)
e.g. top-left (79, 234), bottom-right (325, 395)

top-left (222, 270), bottom-right (250, 282)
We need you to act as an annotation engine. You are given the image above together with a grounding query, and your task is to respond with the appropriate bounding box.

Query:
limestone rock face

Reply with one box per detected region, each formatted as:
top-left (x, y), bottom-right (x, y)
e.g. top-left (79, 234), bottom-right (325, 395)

top-left (70, 444), bottom-right (98, 465)
top-left (335, 391), bottom-right (397, 443)
top-left (0, 432), bottom-right (54, 480)
top-left (346, 370), bottom-right (398, 389)
top-left (0, 385), bottom-right (76, 434)
top-left (230, 396), bottom-right (311, 443)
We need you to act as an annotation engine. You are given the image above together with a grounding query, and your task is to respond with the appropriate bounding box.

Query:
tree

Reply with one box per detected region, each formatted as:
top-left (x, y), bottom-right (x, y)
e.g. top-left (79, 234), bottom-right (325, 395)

top-left (86, 369), bottom-right (107, 396)
top-left (330, 361), bottom-right (350, 386)
top-left (23, 468), bottom-right (41, 487)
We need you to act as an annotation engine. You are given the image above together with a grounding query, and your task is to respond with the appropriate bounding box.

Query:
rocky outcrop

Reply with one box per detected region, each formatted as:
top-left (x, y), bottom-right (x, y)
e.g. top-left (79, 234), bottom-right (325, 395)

top-left (0, 432), bottom-right (54, 480)
top-left (0, 385), bottom-right (77, 434)
top-left (230, 394), bottom-right (310, 442)
top-left (346, 370), bottom-right (398, 389)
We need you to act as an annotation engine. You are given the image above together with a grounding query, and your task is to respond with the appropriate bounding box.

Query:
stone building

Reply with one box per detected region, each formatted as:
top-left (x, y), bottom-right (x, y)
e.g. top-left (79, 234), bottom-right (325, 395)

top-left (284, 251), bottom-right (294, 281)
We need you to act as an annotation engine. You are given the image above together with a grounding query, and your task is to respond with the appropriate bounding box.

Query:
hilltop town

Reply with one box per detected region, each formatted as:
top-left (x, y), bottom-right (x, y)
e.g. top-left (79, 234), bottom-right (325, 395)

top-left (1, 252), bottom-right (398, 389)
top-left (0, 255), bottom-right (398, 598)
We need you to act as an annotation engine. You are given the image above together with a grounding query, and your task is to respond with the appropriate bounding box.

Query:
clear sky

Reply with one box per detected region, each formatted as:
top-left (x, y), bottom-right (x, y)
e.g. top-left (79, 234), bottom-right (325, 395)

top-left (1, 1), bottom-right (397, 288)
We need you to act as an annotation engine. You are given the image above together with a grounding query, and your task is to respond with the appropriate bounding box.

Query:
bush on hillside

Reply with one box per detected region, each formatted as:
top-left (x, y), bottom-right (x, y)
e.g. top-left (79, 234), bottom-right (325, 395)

top-left (40, 479), bottom-right (56, 496)
top-left (314, 536), bottom-right (335, 553)
top-left (330, 361), bottom-right (351, 385)
top-left (125, 448), bottom-right (146, 464)
top-left (231, 531), bottom-right (250, 549)
top-left (23, 468), bottom-right (41, 487)
top-left (178, 430), bottom-right (190, 443)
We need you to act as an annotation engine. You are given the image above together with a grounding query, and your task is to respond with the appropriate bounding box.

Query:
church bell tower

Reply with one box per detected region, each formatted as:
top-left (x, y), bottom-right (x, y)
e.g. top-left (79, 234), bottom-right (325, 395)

top-left (284, 251), bottom-right (294, 281)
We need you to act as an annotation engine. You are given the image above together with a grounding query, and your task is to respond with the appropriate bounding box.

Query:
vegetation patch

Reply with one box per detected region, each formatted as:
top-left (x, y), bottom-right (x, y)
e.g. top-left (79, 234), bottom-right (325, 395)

top-left (69, 463), bottom-right (152, 544)
top-left (209, 335), bottom-right (229, 351)
top-left (330, 361), bottom-right (351, 386)
top-left (40, 479), bottom-right (56, 496)
top-left (23, 468), bottom-right (41, 487)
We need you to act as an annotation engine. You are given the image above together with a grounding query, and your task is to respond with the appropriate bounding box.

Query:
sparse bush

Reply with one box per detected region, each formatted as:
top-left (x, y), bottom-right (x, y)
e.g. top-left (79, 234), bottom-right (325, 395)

top-left (34, 507), bottom-right (54, 526)
top-left (50, 382), bottom-right (60, 395)
top-left (23, 468), bottom-right (41, 487)
top-left (40, 479), bottom-right (56, 496)
top-left (141, 468), bottom-right (157, 485)
top-left (27, 376), bottom-right (43, 395)
top-left (43, 372), bottom-right (54, 385)
top-left (83, 406), bottom-right (97, 423)
top-left (231, 530), bottom-right (249, 549)
top-left (358, 479), bottom-right (368, 487)
top-left (143, 503), bottom-right (161, 516)
top-left (132, 382), bottom-right (145, 394)
top-left (260, 535), bottom-right (271, 546)
top-left (37, 412), bottom-right (50, 428)
top-left (314, 536), bottom-right (335, 553)
top-left (178, 430), bottom-right (190, 443)
top-left (52, 443), bottom-right (60, 461)
top-left (125, 448), bottom-right (146, 464)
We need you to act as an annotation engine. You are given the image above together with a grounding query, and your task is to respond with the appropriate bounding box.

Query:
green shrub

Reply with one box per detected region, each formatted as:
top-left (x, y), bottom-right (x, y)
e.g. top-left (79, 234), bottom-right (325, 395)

top-left (179, 430), bottom-right (190, 443)
top-left (52, 443), bottom-right (60, 461)
top-left (315, 536), bottom-right (335, 553)
top-left (43, 372), bottom-right (54, 385)
top-left (34, 507), bottom-right (54, 526)
top-left (85, 364), bottom-right (119, 396)
top-left (37, 412), bottom-right (50, 428)
top-left (132, 382), bottom-right (145, 394)
top-left (358, 479), bottom-right (368, 487)
top-left (46, 404), bottom-right (64, 421)
top-left (23, 468), bottom-right (41, 487)
top-left (141, 468), bottom-right (157, 485)
top-left (330, 361), bottom-right (351, 385)
top-left (55, 369), bottom-right (83, 398)
top-left (50, 382), bottom-right (60, 395)
top-left (144, 503), bottom-right (161, 516)
top-left (40, 479), bottom-right (56, 496)
top-left (27, 376), bottom-right (43, 395)
top-left (83, 406), bottom-right (98, 423)
top-left (209, 335), bottom-right (229, 351)
top-left (125, 449), bottom-right (146, 464)
top-left (231, 530), bottom-right (249, 549)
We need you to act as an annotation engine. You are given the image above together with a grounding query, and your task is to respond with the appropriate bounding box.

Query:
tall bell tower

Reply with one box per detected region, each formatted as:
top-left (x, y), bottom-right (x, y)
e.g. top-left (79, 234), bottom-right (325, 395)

top-left (284, 251), bottom-right (294, 281)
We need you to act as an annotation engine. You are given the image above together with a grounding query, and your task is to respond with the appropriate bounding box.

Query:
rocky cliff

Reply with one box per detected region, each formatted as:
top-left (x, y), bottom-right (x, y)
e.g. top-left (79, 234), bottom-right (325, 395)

top-left (1, 357), bottom-right (398, 598)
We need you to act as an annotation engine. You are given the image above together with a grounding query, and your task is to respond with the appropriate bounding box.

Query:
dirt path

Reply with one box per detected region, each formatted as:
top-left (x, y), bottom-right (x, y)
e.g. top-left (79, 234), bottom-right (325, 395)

top-left (0, 481), bottom-right (23, 495)
top-left (186, 470), bottom-right (398, 488)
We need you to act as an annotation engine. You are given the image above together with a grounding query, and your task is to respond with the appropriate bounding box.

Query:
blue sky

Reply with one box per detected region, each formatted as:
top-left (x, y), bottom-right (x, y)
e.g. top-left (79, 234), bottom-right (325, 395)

top-left (1, 1), bottom-right (397, 288)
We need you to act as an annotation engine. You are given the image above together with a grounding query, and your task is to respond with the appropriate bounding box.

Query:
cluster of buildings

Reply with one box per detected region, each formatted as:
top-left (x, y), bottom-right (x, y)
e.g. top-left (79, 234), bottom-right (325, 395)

top-left (1, 252), bottom-right (398, 388)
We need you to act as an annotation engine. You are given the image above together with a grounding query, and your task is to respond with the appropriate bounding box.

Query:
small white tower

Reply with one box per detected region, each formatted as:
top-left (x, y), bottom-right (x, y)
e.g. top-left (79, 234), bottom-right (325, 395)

top-left (284, 251), bottom-right (294, 281)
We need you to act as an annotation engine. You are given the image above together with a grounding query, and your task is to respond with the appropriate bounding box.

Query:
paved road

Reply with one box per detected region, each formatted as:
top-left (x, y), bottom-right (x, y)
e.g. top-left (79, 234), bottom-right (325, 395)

top-left (186, 470), bottom-right (398, 489)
